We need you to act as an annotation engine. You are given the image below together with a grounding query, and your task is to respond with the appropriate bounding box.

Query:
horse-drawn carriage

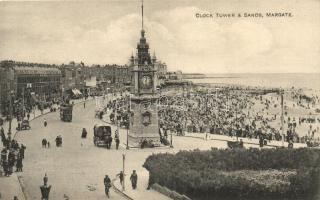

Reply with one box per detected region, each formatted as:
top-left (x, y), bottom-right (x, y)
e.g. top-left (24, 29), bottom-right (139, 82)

top-left (16, 120), bottom-right (31, 131)
top-left (93, 125), bottom-right (112, 147)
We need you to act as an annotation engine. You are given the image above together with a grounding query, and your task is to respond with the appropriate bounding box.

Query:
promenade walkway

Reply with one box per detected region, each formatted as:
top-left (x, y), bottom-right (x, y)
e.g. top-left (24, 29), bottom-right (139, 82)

top-left (100, 110), bottom-right (172, 200)
top-left (113, 174), bottom-right (171, 200)
top-left (0, 98), bottom-right (90, 200)
top-left (183, 131), bottom-right (307, 148)
top-left (0, 107), bottom-right (51, 200)
top-left (0, 173), bottom-right (25, 200)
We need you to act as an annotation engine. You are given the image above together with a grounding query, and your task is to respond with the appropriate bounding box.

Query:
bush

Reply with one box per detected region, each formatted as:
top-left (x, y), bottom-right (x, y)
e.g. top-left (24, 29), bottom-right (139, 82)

top-left (144, 148), bottom-right (320, 200)
top-left (152, 183), bottom-right (192, 200)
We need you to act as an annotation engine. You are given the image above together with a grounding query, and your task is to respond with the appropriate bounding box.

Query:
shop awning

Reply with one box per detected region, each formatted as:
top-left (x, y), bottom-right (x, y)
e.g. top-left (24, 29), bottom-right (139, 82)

top-left (72, 89), bottom-right (82, 95)
top-left (31, 93), bottom-right (38, 103)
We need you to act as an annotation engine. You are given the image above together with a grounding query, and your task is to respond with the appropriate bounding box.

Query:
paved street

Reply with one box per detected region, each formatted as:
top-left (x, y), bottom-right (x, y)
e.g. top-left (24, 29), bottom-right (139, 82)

top-left (7, 99), bottom-right (173, 200)
top-left (3, 97), bottom-right (277, 200)
top-left (10, 100), bottom-right (127, 200)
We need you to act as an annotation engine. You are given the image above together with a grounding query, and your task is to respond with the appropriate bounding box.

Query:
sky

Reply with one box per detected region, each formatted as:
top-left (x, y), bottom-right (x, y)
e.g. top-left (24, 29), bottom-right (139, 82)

top-left (0, 0), bottom-right (319, 73)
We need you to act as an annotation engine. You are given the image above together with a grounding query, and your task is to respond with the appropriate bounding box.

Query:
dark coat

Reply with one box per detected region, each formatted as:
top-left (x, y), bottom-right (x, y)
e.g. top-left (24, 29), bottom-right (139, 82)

top-left (130, 173), bottom-right (138, 185)
top-left (104, 177), bottom-right (111, 188)
top-left (16, 157), bottom-right (23, 168)
top-left (81, 129), bottom-right (87, 138)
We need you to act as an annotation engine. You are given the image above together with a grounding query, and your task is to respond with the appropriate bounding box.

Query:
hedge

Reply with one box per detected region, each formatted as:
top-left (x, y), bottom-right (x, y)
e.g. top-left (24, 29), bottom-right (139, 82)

top-left (152, 183), bottom-right (192, 200)
top-left (144, 148), bottom-right (320, 200)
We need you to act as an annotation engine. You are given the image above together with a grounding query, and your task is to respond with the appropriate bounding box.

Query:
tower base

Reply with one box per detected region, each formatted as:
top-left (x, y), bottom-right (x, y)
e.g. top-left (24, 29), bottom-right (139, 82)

top-left (128, 133), bottom-right (161, 148)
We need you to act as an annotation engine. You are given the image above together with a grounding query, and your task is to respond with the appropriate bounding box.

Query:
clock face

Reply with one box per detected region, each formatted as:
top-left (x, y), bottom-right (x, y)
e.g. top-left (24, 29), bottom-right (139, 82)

top-left (141, 75), bottom-right (152, 89)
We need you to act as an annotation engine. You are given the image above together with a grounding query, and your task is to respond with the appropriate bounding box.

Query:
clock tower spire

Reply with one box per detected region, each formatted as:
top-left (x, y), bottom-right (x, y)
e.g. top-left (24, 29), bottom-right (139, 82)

top-left (128, 0), bottom-right (161, 148)
top-left (141, 0), bottom-right (144, 30)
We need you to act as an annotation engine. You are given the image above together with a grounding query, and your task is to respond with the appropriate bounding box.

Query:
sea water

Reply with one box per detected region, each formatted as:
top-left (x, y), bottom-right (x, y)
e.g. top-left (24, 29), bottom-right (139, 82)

top-left (188, 73), bottom-right (320, 90)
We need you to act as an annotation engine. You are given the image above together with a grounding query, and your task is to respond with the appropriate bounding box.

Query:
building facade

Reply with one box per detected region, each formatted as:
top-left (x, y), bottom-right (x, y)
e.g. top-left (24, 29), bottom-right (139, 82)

top-left (0, 63), bottom-right (61, 115)
top-left (85, 64), bottom-right (130, 93)
top-left (60, 62), bottom-right (86, 95)
top-left (0, 67), bottom-right (15, 115)
top-left (155, 60), bottom-right (167, 86)
top-left (12, 66), bottom-right (61, 101)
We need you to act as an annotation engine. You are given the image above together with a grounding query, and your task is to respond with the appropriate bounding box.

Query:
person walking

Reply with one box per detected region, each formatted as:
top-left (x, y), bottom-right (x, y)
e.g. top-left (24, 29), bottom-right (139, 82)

top-left (130, 170), bottom-right (138, 189)
top-left (107, 136), bottom-right (113, 149)
top-left (83, 102), bottom-right (86, 109)
top-left (55, 136), bottom-right (62, 147)
top-left (43, 119), bottom-right (47, 127)
top-left (42, 139), bottom-right (47, 148)
top-left (117, 171), bottom-right (124, 186)
top-left (259, 136), bottom-right (264, 148)
top-left (104, 175), bottom-right (111, 198)
top-left (19, 144), bottom-right (26, 159)
top-left (8, 150), bottom-right (15, 175)
top-left (15, 154), bottom-right (23, 172)
top-left (81, 128), bottom-right (87, 139)
top-left (115, 136), bottom-right (120, 150)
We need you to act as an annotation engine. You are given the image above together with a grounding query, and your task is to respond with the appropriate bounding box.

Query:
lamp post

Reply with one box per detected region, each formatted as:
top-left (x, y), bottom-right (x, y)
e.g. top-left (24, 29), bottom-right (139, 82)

top-left (126, 94), bottom-right (131, 150)
top-left (116, 100), bottom-right (119, 133)
top-left (126, 121), bottom-right (129, 150)
top-left (8, 90), bottom-right (14, 136)
top-left (170, 129), bottom-right (173, 148)
top-left (22, 87), bottom-right (25, 120)
top-left (122, 154), bottom-right (126, 191)
top-left (280, 89), bottom-right (285, 147)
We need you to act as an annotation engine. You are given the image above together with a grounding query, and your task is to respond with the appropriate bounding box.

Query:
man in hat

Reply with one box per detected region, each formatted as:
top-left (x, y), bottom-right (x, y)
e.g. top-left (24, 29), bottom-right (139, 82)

top-left (117, 171), bottom-right (124, 186)
top-left (15, 153), bottom-right (23, 172)
top-left (104, 175), bottom-right (111, 198)
top-left (8, 150), bottom-right (15, 175)
top-left (130, 170), bottom-right (138, 189)
top-left (42, 139), bottom-right (47, 148)
top-left (43, 119), bottom-right (47, 127)
top-left (19, 144), bottom-right (26, 159)
top-left (115, 135), bottom-right (120, 150)
top-left (81, 128), bottom-right (87, 139)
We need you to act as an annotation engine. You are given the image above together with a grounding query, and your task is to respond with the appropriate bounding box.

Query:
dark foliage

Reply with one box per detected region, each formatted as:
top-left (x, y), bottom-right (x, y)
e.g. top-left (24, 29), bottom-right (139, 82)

top-left (143, 148), bottom-right (320, 200)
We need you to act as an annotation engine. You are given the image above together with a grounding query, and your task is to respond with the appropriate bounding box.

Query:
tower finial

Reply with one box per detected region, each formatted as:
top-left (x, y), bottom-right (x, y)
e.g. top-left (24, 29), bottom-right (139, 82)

top-left (141, 0), bottom-right (144, 30)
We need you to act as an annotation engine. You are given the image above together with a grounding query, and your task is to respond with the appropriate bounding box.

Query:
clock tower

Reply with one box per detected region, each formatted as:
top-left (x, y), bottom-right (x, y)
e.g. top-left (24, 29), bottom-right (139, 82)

top-left (128, 0), bottom-right (161, 147)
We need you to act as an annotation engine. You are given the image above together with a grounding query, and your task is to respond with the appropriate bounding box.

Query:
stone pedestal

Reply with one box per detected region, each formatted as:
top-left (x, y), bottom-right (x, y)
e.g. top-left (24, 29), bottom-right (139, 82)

top-left (128, 95), bottom-right (160, 147)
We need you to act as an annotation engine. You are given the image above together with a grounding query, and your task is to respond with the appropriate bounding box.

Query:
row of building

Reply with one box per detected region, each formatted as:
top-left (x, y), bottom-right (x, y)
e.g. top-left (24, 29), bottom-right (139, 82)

top-left (0, 58), bottom-right (171, 115)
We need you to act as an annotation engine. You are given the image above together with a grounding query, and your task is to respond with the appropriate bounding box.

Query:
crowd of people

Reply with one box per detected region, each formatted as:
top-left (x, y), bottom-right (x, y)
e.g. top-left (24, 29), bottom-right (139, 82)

top-left (104, 170), bottom-right (138, 198)
top-left (1, 126), bottom-right (26, 177)
top-left (158, 86), bottom-right (320, 146)
top-left (106, 85), bottom-right (320, 147)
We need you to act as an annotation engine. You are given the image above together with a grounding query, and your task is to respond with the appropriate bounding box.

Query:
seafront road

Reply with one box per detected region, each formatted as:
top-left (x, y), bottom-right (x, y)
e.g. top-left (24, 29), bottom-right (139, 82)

top-left (2, 96), bottom-right (303, 200)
